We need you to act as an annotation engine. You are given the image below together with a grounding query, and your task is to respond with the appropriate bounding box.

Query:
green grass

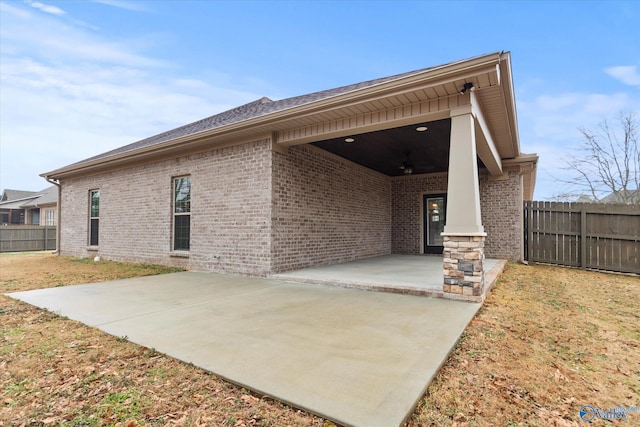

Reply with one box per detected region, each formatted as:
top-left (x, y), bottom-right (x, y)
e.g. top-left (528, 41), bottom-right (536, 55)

top-left (97, 390), bottom-right (148, 422)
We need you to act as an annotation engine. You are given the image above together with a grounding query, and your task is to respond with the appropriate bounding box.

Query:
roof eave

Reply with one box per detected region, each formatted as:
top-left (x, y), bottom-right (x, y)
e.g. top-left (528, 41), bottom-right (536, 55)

top-left (42, 52), bottom-right (510, 180)
top-left (503, 153), bottom-right (538, 200)
top-left (0, 194), bottom-right (42, 206)
top-left (497, 52), bottom-right (521, 157)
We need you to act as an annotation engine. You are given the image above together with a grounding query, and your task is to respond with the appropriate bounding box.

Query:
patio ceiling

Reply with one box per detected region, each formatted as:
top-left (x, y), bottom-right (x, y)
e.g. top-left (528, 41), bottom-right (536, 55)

top-left (312, 119), bottom-right (453, 176)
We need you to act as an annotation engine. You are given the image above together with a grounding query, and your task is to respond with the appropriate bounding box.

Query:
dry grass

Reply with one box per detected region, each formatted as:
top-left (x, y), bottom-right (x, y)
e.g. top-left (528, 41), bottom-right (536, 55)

top-left (1, 253), bottom-right (326, 427)
top-left (409, 262), bottom-right (640, 426)
top-left (1, 252), bottom-right (639, 426)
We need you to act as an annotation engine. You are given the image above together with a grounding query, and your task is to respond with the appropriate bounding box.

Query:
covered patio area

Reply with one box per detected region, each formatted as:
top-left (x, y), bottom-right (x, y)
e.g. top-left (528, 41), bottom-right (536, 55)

top-left (41, 52), bottom-right (536, 299)
top-left (272, 254), bottom-right (506, 301)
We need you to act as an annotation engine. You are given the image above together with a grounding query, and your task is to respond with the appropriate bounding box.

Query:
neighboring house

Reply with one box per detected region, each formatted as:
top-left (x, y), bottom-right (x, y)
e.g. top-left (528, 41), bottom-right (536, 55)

top-left (574, 195), bottom-right (595, 203)
top-left (573, 189), bottom-right (639, 204)
top-left (41, 51), bottom-right (538, 299)
top-left (601, 189), bottom-right (639, 205)
top-left (0, 186), bottom-right (58, 226)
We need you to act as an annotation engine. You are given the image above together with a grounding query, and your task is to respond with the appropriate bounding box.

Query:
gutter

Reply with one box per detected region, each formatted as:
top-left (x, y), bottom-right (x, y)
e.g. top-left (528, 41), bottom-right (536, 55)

top-left (502, 153), bottom-right (539, 165)
top-left (44, 177), bottom-right (61, 255)
top-left (503, 153), bottom-right (539, 200)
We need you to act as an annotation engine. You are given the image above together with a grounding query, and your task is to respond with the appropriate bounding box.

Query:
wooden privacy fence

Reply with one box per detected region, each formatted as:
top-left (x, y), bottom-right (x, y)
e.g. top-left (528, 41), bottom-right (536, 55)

top-left (524, 201), bottom-right (639, 274)
top-left (0, 226), bottom-right (57, 253)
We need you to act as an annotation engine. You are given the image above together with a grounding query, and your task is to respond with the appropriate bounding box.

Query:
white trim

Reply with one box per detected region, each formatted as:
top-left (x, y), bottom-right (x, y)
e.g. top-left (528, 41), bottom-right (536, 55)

top-left (471, 91), bottom-right (502, 176)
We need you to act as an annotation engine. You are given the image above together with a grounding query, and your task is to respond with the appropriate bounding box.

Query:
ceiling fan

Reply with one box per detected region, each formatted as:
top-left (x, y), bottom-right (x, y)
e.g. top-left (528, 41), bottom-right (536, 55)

top-left (399, 151), bottom-right (414, 175)
top-left (398, 150), bottom-right (436, 175)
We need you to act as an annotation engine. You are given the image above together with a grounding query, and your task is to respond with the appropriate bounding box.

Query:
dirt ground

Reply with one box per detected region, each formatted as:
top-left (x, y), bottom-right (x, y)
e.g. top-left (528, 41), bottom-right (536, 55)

top-left (1, 253), bottom-right (639, 426)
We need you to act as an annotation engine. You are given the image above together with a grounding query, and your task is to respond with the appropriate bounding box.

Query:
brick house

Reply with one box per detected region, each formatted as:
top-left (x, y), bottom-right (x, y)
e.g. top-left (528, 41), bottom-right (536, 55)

top-left (42, 52), bottom-right (537, 300)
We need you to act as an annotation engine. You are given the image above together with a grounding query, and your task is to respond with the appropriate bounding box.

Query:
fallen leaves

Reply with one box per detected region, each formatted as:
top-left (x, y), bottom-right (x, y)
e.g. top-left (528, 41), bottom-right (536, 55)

top-left (409, 263), bottom-right (640, 426)
top-left (553, 368), bottom-right (569, 382)
top-left (240, 394), bottom-right (260, 405)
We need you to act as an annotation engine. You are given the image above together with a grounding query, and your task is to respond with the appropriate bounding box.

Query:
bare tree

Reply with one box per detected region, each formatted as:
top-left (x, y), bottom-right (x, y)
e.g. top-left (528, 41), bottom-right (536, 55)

top-left (557, 112), bottom-right (639, 204)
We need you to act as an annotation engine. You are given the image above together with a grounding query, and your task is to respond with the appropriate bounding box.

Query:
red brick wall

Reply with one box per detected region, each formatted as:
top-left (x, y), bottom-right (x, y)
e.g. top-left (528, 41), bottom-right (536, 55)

top-left (271, 145), bottom-right (392, 272)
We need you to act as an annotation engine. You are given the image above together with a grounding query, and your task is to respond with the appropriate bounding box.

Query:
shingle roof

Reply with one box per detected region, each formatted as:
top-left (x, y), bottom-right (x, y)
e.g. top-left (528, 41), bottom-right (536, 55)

top-left (24, 186), bottom-right (58, 206)
top-left (0, 199), bottom-right (31, 209)
top-left (601, 189), bottom-right (639, 204)
top-left (1, 189), bottom-right (40, 202)
top-left (75, 66), bottom-right (434, 165)
top-left (0, 186), bottom-right (58, 208)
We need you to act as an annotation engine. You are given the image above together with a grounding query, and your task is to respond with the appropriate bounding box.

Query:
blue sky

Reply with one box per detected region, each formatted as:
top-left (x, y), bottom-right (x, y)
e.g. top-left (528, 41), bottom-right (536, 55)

top-left (1, 0), bottom-right (639, 200)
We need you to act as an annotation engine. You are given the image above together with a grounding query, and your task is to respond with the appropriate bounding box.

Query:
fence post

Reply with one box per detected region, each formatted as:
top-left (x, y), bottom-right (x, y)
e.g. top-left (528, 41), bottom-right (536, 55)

top-left (526, 201), bottom-right (533, 262)
top-left (580, 205), bottom-right (587, 269)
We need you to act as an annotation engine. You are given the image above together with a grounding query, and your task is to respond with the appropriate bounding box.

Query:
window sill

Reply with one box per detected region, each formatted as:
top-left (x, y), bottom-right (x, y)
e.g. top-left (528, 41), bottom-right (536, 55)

top-left (170, 251), bottom-right (190, 258)
top-left (87, 246), bottom-right (99, 251)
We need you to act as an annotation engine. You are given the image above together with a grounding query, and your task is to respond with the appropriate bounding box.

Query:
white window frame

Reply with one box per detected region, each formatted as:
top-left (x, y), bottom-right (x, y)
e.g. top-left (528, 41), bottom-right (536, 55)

top-left (45, 209), bottom-right (55, 226)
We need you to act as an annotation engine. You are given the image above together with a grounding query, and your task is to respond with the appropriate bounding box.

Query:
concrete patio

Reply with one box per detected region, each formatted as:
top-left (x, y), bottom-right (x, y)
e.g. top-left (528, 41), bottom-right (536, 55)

top-left (8, 266), bottom-right (487, 427)
top-left (273, 254), bottom-right (504, 299)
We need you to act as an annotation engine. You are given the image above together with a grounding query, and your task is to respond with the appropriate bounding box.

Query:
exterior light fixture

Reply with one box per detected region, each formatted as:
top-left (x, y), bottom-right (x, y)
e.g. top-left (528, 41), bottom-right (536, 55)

top-left (344, 137), bottom-right (355, 143)
top-left (416, 126), bottom-right (428, 132)
top-left (459, 82), bottom-right (474, 94)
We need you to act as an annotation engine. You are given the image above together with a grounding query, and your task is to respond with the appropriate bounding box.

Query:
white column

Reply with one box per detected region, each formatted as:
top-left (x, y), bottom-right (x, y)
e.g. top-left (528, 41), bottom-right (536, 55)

top-left (444, 107), bottom-right (485, 236)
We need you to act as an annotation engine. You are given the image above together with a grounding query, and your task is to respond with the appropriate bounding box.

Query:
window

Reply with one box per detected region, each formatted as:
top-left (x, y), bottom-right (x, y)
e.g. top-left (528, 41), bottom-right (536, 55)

top-left (45, 209), bottom-right (55, 226)
top-left (11, 210), bottom-right (24, 224)
top-left (89, 190), bottom-right (99, 246)
top-left (30, 209), bottom-right (40, 225)
top-left (173, 176), bottom-right (191, 251)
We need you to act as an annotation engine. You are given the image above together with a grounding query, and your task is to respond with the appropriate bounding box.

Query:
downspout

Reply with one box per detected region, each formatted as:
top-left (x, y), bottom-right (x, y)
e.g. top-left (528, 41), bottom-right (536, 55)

top-left (44, 177), bottom-right (61, 255)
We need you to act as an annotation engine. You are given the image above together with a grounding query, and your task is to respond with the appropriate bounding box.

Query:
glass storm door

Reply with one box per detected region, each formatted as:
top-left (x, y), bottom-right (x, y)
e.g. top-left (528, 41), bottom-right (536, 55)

top-left (424, 195), bottom-right (446, 254)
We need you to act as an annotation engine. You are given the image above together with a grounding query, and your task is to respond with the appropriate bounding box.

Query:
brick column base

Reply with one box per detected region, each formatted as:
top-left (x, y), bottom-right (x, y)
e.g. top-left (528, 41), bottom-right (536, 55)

top-left (443, 235), bottom-right (485, 300)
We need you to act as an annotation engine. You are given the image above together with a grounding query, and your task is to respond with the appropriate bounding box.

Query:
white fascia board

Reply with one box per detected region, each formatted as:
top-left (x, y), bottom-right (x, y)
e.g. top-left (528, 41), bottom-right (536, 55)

top-left (471, 91), bottom-right (502, 176)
